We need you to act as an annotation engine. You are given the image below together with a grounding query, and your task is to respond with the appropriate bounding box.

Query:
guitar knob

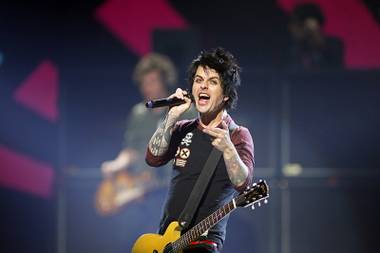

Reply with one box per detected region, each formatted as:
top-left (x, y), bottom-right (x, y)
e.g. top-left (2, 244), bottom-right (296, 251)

top-left (251, 204), bottom-right (255, 210)
top-left (258, 201), bottom-right (261, 207)
top-left (264, 199), bottom-right (268, 204)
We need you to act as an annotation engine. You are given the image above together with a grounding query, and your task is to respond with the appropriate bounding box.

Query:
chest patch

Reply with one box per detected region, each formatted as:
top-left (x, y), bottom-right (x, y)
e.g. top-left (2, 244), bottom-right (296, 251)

top-left (174, 132), bottom-right (194, 167)
top-left (181, 132), bottom-right (193, 146)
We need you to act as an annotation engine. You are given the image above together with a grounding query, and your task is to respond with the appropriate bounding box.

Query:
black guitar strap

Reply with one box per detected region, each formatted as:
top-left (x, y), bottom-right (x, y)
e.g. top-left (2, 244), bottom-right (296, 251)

top-left (178, 120), bottom-right (238, 230)
top-left (178, 147), bottom-right (221, 230)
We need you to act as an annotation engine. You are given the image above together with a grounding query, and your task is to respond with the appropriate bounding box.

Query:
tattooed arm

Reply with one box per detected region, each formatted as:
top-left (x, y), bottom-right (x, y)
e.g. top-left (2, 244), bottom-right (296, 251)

top-left (148, 88), bottom-right (192, 157)
top-left (203, 121), bottom-right (254, 189)
top-left (223, 146), bottom-right (250, 188)
top-left (148, 111), bottom-right (179, 156)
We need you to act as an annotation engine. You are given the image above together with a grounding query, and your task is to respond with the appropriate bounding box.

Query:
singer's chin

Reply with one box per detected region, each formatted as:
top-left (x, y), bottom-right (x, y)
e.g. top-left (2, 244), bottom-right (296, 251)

top-left (194, 104), bottom-right (206, 113)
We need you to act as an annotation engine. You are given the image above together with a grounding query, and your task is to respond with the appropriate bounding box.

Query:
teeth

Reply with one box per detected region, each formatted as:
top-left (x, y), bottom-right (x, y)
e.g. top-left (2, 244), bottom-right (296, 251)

top-left (199, 93), bottom-right (210, 99)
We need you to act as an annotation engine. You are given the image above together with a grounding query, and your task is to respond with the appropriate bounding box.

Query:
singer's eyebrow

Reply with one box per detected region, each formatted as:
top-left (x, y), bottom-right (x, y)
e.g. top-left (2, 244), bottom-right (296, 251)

top-left (194, 74), bottom-right (220, 81)
top-left (209, 76), bottom-right (220, 81)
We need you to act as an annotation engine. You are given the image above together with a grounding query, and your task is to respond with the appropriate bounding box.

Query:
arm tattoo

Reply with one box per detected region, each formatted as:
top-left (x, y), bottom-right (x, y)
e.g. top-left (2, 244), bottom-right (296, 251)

top-left (148, 112), bottom-right (177, 156)
top-left (223, 149), bottom-right (249, 187)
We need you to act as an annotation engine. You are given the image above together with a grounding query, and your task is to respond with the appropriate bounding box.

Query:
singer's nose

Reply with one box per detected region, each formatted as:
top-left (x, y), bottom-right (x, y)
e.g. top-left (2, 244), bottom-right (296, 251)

top-left (200, 81), bottom-right (208, 89)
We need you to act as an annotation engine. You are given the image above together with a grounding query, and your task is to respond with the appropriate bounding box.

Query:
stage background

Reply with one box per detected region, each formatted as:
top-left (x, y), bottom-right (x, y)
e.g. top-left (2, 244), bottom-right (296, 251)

top-left (1, 1), bottom-right (380, 253)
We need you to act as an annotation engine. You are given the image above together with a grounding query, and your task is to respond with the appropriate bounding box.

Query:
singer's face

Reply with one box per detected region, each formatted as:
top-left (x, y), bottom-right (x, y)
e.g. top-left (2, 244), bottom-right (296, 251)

top-left (139, 70), bottom-right (167, 101)
top-left (192, 66), bottom-right (228, 115)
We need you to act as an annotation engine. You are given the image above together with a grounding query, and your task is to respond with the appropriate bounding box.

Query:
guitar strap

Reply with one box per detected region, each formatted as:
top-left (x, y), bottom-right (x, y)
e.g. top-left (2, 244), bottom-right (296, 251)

top-left (178, 120), bottom-right (238, 230)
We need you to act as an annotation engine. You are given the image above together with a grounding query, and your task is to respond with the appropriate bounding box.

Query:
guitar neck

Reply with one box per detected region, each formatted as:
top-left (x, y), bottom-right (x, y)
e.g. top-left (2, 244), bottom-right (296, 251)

top-left (172, 198), bottom-right (238, 252)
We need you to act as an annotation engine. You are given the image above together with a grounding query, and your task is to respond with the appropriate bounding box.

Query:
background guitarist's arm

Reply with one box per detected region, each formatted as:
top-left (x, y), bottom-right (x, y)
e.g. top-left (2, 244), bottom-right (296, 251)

top-left (101, 148), bottom-right (138, 176)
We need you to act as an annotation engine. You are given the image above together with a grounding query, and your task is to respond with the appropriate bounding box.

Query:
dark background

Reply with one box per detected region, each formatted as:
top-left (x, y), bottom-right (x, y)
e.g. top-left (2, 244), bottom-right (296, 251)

top-left (1, 1), bottom-right (380, 253)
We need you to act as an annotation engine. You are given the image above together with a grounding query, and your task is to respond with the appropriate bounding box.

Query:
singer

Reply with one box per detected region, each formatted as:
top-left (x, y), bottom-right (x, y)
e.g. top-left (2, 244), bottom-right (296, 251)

top-left (141, 47), bottom-right (254, 253)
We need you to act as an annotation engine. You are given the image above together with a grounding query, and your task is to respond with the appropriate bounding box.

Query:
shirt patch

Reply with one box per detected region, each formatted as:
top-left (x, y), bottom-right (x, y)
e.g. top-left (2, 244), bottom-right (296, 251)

top-left (174, 132), bottom-right (194, 168)
top-left (179, 148), bottom-right (190, 159)
top-left (181, 132), bottom-right (193, 146)
top-left (174, 147), bottom-right (191, 167)
top-left (175, 158), bottom-right (187, 167)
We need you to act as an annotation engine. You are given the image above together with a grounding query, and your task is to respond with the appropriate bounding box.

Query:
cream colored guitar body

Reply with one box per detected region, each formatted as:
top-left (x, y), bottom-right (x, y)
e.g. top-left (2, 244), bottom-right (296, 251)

top-left (131, 221), bottom-right (182, 253)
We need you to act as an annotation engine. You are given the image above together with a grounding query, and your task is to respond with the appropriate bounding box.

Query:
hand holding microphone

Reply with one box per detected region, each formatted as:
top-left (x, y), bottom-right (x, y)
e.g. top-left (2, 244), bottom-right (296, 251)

top-left (145, 88), bottom-right (193, 108)
top-left (146, 88), bottom-right (193, 117)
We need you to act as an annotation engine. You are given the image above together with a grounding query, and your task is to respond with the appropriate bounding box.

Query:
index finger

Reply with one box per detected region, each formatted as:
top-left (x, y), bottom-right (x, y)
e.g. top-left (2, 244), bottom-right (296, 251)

top-left (221, 121), bottom-right (228, 130)
top-left (202, 127), bottom-right (220, 138)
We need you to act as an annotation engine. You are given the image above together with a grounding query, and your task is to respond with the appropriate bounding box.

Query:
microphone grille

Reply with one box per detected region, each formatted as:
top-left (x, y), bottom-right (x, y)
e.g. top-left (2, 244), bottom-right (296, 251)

top-left (145, 101), bottom-right (153, 108)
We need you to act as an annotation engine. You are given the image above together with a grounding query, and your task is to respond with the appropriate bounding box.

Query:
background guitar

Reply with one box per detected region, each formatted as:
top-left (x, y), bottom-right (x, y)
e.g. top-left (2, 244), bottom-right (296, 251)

top-left (95, 170), bottom-right (164, 216)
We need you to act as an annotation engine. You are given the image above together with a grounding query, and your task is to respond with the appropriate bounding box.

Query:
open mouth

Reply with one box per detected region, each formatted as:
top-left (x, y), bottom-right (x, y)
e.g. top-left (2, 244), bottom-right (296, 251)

top-left (198, 93), bottom-right (210, 105)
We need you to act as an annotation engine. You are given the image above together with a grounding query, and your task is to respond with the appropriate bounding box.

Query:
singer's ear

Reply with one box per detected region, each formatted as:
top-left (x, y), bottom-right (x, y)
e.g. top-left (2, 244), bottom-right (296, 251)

top-left (223, 96), bottom-right (229, 102)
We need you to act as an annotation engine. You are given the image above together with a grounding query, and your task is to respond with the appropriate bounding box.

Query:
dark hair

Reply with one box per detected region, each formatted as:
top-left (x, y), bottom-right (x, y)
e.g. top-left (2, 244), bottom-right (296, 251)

top-left (187, 47), bottom-right (241, 110)
top-left (291, 3), bottom-right (325, 26)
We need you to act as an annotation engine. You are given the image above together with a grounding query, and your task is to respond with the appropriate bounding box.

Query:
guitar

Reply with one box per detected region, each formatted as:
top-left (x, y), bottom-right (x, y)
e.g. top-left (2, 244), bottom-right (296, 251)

top-left (95, 170), bottom-right (162, 216)
top-left (131, 180), bottom-right (269, 253)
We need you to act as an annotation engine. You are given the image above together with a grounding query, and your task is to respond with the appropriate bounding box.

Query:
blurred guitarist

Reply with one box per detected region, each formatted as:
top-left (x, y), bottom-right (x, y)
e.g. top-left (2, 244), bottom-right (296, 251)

top-left (145, 48), bottom-right (254, 253)
top-left (98, 53), bottom-right (196, 214)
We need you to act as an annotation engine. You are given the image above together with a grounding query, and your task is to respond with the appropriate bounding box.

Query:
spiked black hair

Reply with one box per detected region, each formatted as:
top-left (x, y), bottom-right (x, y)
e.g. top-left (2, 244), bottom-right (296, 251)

top-left (187, 47), bottom-right (241, 110)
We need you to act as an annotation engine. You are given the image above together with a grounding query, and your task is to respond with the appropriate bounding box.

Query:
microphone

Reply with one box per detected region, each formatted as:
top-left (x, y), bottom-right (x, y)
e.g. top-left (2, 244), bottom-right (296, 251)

top-left (145, 94), bottom-right (193, 109)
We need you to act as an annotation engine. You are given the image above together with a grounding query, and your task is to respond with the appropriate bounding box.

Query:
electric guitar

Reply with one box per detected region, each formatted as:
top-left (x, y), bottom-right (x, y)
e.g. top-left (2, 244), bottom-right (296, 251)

top-left (131, 180), bottom-right (269, 253)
